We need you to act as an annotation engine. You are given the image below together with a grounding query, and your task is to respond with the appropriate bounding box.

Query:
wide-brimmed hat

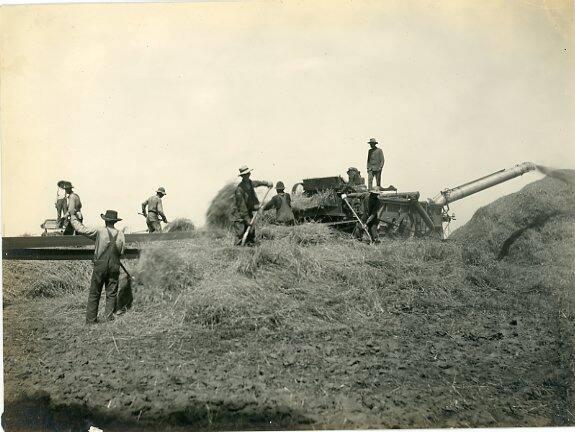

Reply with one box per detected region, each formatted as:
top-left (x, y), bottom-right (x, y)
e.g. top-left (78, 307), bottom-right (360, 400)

top-left (61, 181), bottom-right (74, 189)
top-left (156, 187), bottom-right (167, 195)
top-left (101, 210), bottom-right (122, 222)
top-left (347, 167), bottom-right (359, 173)
top-left (367, 138), bottom-right (378, 145)
top-left (275, 181), bottom-right (285, 190)
top-left (238, 165), bottom-right (253, 176)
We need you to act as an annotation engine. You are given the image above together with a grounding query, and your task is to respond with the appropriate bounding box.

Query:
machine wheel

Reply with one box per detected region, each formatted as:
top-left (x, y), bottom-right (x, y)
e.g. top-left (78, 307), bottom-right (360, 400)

top-left (291, 182), bottom-right (304, 195)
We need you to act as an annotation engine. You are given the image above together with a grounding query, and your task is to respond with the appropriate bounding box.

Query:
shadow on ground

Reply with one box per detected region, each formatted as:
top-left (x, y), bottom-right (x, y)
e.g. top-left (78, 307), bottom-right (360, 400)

top-left (3, 392), bottom-right (311, 432)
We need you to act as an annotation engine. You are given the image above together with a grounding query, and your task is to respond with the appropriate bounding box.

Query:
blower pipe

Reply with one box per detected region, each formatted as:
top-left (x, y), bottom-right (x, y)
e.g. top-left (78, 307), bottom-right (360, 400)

top-left (432, 162), bottom-right (536, 206)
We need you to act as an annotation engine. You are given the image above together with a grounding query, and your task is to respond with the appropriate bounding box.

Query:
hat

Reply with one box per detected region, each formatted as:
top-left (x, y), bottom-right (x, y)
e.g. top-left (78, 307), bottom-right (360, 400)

top-left (101, 210), bottom-right (122, 222)
top-left (62, 181), bottom-right (74, 189)
top-left (367, 138), bottom-right (378, 145)
top-left (238, 165), bottom-right (253, 176)
top-left (275, 181), bottom-right (285, 190)
top-left (156, 187), bottom-right (167, 195)
top-left (347, 167), bottom-right (358, 173)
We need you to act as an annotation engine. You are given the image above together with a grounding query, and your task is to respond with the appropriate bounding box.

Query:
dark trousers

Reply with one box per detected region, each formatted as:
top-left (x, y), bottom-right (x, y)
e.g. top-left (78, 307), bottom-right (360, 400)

top-left (354, 220), bottom-right (379, 242)
top-left (147, 220), bottom-right (162, 233)
top-left (367, 169), bottom-right (382, 190)
top-left (86, 260), bottom-right (120, 324)
top-left (234, 220), bottom-right (255, 245)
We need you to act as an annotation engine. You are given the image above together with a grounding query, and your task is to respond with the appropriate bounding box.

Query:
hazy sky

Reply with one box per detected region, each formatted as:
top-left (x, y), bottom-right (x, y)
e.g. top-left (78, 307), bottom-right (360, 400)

top-left (1, 0), bottom-right (574, 236)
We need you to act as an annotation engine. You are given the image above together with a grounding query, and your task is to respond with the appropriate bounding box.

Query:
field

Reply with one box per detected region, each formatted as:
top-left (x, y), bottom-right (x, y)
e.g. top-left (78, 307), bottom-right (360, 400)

top-left (3, 174), bottom-right (575, 431)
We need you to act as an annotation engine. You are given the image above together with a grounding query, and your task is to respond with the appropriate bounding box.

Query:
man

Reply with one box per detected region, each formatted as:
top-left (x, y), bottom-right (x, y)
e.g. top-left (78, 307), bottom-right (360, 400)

top-left (142, 187), bottom-right (168, 233)
top-left (63, 182), bottom-right (82, 234)
top-left (55, 181), bottom-right (69, 223)
top-left (233, 165), bottom-right (273, 245)
top-left (353, 190), bottom-right (382, 243)
top-left (366, 138), bottom-right (385, 190)
top-left (263, 181), bottom-right (295, 225)
top-left (346, 167), bottom-right (366, 187)
top-left (70, 209), bottom-right (126, 324)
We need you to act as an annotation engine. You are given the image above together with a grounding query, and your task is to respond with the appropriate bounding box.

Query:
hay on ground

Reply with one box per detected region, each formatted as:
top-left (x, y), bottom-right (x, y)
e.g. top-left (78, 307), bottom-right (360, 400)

top-left (164, 218), bottom-right (195, 232)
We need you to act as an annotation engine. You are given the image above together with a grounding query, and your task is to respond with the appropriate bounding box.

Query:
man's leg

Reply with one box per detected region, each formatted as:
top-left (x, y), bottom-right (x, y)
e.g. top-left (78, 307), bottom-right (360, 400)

top-left (247, 226), bottom-right (256, 245)
top-left (72, 216), bottom-right (83, 236)
top-left (146, 220), bottom-right (154, 233)
top-left (375, 170), bottom-right (382, 187)
top-left (103, 269), bottom-right (120, 321)
top-left (367, 170), bottom-right (374, 190)
top-left (234, 220), bottom-right (250, 245)
top-left (153, 221), bottom-right (163, 233)
top-left (353, 223), bottom-right (363, 240)
top-left (86, 266), bottom-right (105, 324)
top-left (369, 221), bottom-right (380, 243)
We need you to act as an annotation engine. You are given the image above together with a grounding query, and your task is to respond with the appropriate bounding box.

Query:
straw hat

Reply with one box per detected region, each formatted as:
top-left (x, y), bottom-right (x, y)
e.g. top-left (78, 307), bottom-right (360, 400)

top-left (156, 187), bottom-right (167, 195)
top-left (238, 165), bottom-right (253, 176)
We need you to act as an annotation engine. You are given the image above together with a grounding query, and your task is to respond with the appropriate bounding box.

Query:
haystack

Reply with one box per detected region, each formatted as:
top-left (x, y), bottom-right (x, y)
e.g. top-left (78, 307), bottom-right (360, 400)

top-left (206, 183), bottom-right (237, 229)
top-left (452, 169), bottom-right (575, 262)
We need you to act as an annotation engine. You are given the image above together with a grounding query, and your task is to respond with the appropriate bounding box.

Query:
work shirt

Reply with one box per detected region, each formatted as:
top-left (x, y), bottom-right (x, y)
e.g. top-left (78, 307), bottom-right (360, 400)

top-left (70, 216), bottom-right (126, 260)
top-left (263, 193), bottom-right (295, 223)
top-left (367, 147), bottom-right (385, 172)
top-left (234, 179), bottom-right (268, 221)
top-left (142, 195), bottom-right (165, 222)
top-left (67, 193), bottom-right (82, 219)
top-left (361, 193), bottom-right (382, 224)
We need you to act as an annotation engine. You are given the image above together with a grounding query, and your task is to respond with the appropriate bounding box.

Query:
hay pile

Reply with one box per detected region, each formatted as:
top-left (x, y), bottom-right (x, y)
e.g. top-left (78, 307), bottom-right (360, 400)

top-left (452, 169), bottom-right (575, 262)
top-left (291, 190), bottom-right (339, 212)
top-left (206, 183), bottom-right (237, 229)
top-left (164, 218), bottom-right (195, 232)
top-left (2, 260), bottom-right (92, 305)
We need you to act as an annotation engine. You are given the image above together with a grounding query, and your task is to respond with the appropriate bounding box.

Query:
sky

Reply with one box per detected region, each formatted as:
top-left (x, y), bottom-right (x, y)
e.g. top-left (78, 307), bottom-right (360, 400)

top-left (1, 0), bottom-right (574, 236)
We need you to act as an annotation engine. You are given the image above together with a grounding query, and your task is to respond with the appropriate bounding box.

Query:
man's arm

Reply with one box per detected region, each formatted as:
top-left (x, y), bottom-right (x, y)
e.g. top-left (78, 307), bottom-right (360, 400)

top-left (118, 231), bottom-right (126, 255)
top-left (141, 199), bottom-right (148, 217)
top-left (263, 195), bottom-right (280, 211)
top-left (376, 149), bottom-right (384, 169)
top-left (157, 199), bottom-right (168, 223)
top-left (70, 214), bottom-right (98, 240)
top-left (252, 180), bottom-right (273, 188)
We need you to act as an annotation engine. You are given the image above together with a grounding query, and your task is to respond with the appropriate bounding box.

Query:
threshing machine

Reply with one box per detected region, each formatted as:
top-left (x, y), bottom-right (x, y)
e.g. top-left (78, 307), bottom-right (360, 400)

top-left (292, 162), bottom-right (537, 238)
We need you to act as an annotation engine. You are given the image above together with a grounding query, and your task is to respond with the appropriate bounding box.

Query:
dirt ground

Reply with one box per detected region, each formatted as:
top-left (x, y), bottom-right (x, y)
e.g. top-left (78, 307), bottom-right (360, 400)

top-left (3, 259), bottom-right (573, 431)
